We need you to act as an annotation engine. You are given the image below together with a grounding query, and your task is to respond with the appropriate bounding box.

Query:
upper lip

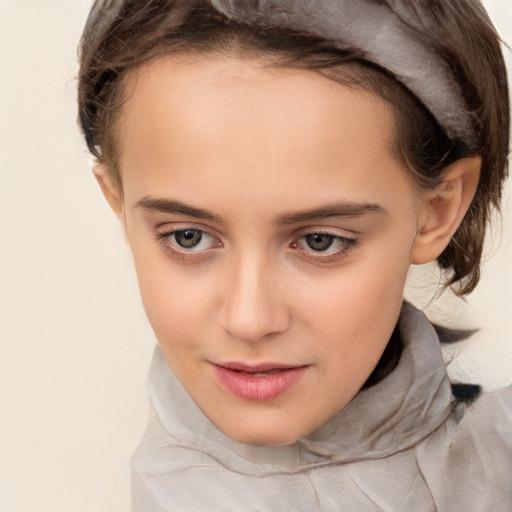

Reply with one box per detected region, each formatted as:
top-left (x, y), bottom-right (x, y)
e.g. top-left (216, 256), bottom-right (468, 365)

top-left (213, 362), bottom-right (307, 372)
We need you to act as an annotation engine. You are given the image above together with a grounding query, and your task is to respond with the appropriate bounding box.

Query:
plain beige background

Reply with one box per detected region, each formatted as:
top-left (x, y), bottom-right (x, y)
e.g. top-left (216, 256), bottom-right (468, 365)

top-left (0, 1), bottom-right (511, 510)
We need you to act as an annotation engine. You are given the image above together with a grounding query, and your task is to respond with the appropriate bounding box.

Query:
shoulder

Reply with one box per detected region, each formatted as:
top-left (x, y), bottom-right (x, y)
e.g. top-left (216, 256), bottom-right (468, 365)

top-left (416, 384), bottom-right (512, 511)
top-left (455, 384), bottom-right (512, 437)
top-left (131, 409), bottom-right (281, 512)
top-left (131, 412), bottom-right (221, 511)
top-left (443, 384), bottom-right (512, 474)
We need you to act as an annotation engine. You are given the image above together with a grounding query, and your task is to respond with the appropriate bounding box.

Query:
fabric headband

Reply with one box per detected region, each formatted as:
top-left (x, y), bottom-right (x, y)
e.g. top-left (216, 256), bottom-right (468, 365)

top-left (210, 0), bottom-right (478, 151)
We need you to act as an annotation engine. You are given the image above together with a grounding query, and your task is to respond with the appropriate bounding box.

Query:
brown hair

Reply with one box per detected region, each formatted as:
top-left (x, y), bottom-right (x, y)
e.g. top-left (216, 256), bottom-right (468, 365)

top-left (78, 0), bottom-right (509, 296)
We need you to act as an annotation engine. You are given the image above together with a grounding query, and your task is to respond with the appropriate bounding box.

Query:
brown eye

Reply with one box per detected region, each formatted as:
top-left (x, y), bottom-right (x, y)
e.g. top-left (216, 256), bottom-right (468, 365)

top-left (156, 227), bottom-right (221, 254)
top-left (175, 229), bottom-right (203, 248)
top-left (294, 231), bottom-right (359, 259)
top-left (305, 233), bottom-right (334, 251)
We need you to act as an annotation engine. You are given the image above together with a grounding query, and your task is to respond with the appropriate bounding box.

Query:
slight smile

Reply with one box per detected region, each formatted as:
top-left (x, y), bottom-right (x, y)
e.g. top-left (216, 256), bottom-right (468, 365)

top-left (212, 362), bottom-right (310, 401)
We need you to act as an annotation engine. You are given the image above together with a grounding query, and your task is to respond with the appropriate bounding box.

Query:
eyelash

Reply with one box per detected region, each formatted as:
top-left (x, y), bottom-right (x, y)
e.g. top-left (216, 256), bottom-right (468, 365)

top-left (154, 227), bottom-right (359, 261)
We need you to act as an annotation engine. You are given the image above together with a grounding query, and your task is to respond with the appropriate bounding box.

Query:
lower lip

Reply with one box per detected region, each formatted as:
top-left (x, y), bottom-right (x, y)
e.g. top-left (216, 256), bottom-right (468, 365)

top-left (212, 364), bottom-right (308, 401)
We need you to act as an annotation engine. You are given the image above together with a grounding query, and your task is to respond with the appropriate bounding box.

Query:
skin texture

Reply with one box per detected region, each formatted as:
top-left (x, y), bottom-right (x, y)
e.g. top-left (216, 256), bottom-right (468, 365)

top-left (95, 54), bottom-right (480, 445)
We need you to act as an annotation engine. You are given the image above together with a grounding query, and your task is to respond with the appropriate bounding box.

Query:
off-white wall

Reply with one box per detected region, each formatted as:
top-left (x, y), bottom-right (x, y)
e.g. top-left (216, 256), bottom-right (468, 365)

top-left (0, 1), bottom-right (510, 510)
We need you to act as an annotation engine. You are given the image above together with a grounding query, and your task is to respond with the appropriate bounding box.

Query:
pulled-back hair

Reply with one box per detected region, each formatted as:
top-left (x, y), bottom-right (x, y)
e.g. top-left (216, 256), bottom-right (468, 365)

top-left (78, 0), bottom-right (509, 296)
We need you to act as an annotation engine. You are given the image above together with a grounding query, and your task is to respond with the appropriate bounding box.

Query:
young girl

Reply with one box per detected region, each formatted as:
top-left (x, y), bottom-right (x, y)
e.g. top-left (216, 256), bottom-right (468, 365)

top-left (78, 0), bottom-right (511, 510)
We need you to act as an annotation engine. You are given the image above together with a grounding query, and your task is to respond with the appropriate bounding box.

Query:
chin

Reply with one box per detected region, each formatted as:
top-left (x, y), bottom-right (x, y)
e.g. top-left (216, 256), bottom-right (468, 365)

top-left (217, 417), bottom-right (310, 446)
top-left (231, 430), bottom-right (299, 447)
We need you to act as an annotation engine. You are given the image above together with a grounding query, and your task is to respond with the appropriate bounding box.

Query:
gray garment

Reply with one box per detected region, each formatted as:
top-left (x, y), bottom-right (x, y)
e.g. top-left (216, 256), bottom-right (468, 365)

top-left (132, 302), bottom-right (512, 511)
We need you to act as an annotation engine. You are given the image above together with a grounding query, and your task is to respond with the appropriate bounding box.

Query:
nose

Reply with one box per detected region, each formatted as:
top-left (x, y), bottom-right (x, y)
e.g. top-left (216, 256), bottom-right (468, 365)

top-left (218, 252), bottom-right (290, 343)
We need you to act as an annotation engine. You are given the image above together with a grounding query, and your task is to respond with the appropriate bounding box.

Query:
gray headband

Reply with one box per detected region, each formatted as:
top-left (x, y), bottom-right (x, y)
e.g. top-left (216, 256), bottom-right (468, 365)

top-left (211, 0), bottom-right (477, 150)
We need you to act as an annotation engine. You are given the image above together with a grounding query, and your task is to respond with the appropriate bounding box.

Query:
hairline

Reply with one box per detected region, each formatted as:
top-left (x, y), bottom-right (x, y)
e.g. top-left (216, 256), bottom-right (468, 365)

top-left (103, 47), bottom-right (415, 192)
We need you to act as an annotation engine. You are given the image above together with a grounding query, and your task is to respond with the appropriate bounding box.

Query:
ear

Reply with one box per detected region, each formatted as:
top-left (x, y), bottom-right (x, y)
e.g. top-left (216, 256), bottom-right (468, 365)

top-left (411, 155), bottom-right (481, 265)
top-left (92, 164), bottom-right (123, 220)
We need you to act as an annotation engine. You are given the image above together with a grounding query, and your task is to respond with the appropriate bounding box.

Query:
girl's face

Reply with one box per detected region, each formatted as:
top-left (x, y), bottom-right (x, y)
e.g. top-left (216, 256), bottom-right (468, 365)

top-left (115, 54), bottom-right (426, 445)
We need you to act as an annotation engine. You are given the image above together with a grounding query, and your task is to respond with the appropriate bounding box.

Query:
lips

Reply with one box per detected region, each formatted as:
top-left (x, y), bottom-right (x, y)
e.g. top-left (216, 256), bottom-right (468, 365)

top-left (212, 362), bottom-right (308, 401)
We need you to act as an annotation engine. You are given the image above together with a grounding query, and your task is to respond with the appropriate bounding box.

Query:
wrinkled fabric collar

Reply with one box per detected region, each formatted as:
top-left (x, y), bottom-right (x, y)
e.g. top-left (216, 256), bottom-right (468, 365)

top-left (148, 302), bottom-right (454, 476)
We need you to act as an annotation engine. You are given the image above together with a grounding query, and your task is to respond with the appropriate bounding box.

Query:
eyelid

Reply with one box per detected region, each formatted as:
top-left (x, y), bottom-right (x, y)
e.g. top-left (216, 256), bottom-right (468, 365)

top-left (295, 226), bottom-right (360, 242)
top-left (297, 224), bottom-right (362, 237)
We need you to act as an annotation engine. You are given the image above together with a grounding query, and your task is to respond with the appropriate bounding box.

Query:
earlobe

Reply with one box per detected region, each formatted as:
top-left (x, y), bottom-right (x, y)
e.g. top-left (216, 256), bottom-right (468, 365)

top-left (92, 164), bottom-right (124, 220)
top-left (411, 155), bottom-right (481, 265)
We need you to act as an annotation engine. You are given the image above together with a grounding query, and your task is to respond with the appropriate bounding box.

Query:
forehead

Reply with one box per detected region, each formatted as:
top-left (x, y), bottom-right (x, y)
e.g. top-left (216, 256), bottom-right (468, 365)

top-left (120, 54), bottom-right (396, 155)
top-left (117, 54), bottom-right (408, 210)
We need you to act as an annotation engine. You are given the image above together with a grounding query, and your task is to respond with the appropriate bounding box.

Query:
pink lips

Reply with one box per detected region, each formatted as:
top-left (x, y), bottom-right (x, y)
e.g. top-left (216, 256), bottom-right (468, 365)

top-left (212, 362), bottom-right (308, 401)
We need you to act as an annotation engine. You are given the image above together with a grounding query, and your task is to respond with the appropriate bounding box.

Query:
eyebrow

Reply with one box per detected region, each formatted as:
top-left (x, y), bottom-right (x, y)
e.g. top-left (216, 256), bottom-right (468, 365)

top-left (136, 197), bottom-right (224, 222)
top-left (135, 196), bottom-right (385, 224)
top-left (274, 201), bottom-right (386, 224)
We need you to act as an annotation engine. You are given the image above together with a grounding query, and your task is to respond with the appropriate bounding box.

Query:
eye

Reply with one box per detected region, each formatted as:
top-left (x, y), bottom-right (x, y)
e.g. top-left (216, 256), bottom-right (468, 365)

top-left (156, 228), bottom-right (220, 253)
top-left (303, 233), bottom-right (336, 252)
top-left (175, 229), bottom-right (204, 249)
top-left (292, 230), bottom-right (358, 259)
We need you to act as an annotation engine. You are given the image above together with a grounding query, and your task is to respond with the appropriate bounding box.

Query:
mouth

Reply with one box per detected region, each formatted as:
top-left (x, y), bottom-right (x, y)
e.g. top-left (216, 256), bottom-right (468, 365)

top-left (211, 362), bottom-right (309, 401)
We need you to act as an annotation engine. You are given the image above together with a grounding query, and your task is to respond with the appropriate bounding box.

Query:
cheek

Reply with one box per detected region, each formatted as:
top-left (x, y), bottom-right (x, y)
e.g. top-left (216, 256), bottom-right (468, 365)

top-left (292, 236), bottom-right (411, 373)
top-left (129, 241), bottom-right (216, 351)
top-left (296, 243), bottom-right (410, 330)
